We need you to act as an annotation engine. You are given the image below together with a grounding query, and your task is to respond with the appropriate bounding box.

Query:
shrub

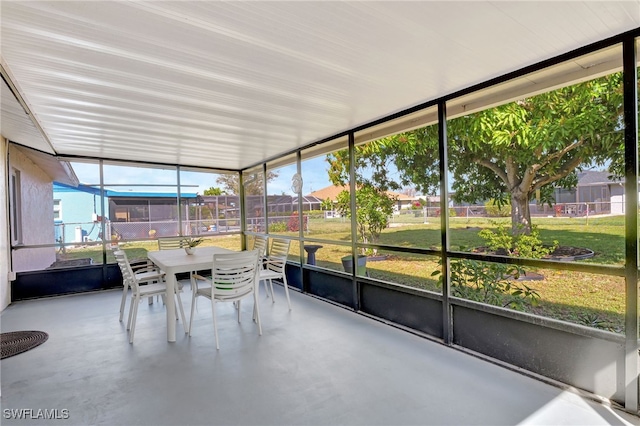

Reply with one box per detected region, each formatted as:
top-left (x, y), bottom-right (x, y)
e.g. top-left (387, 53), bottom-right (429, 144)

top-left (287, 211), bottom-right (308, 232)
top-left (269, 221), bottom-right (288, 233)
top-left (434, 258), bottom-right (540, 311)
top-left (484, 199), bottom-right (511, 217)
top-left (478, 223), bottom-right (557, 258)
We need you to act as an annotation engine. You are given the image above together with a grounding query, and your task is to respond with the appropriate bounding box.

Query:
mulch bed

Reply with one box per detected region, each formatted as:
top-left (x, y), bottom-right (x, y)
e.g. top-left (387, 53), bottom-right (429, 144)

top-left (473, 245), bottom-right (594, 261)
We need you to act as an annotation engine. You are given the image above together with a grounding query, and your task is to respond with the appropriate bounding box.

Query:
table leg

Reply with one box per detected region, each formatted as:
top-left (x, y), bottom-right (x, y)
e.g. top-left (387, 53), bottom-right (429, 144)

top-left (165, 272), bottom-right (177, 342)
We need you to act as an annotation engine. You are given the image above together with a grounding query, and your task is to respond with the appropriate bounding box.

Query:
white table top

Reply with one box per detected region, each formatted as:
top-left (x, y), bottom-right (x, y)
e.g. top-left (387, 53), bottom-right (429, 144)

top-left (147, 246), bottom-right (234, 274)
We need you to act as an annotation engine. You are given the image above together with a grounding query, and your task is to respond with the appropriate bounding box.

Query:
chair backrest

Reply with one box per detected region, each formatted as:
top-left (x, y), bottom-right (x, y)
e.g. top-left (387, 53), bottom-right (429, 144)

top-left (211, 250), bottom-right (260, 301)
top-left (265, 238), bottom-right (290, 274)
top-left (158, 236), bottom-right (186, 250)
top-left (252, 235), bottom-right (268, 258)
top-left (113, 250), bottom-right (137, 291)
top-left (268, 238), bottom-right (290, 258)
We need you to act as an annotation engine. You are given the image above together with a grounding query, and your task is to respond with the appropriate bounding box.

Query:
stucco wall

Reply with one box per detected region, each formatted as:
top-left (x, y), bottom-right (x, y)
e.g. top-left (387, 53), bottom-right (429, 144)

top-left (9, 145), bottom-right (56, 272)
top-left (1, 138), bottom-right (10, 311)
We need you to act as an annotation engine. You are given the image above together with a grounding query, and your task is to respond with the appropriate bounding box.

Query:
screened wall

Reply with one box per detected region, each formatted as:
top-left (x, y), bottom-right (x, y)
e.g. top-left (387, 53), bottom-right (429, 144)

top-left (8, 31), bottom-right (640, 413)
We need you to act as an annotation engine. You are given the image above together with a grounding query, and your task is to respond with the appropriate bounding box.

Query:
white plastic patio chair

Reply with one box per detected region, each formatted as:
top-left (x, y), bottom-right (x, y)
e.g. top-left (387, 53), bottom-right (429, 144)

top-left (114, 250), bottom-right (187, 343)
top-left (252, 235), bottom-right (269, 264)
top-left (156, 236), bottom-right (189, 299)
top-left (112, 245), bottom-right (164, 321)
top-left (157, 236), bottom-right (186, 250)
top-left (259, 238), bottom-right (292, 310)
top-left (188, 249), bottom-right (261, 350)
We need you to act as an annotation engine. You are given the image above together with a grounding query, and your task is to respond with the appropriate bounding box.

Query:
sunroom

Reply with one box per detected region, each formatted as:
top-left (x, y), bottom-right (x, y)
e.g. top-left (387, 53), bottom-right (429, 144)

top-left (2, 2), bottom-right (640, 424)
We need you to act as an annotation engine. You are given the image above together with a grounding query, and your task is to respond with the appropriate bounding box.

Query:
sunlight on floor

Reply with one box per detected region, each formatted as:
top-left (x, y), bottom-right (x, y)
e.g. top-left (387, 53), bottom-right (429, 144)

top-left (519, 390), bottom-right (638, 425)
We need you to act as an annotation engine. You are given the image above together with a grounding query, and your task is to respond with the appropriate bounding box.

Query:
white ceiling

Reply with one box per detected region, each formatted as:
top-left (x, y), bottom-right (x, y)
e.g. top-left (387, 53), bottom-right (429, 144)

top-left (1, 1), bottom-right (639, 171)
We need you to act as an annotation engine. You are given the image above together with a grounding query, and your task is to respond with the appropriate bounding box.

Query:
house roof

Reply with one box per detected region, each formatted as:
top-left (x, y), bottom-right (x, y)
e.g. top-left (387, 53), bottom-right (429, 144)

top-left (54, 182), bottom-right (197, 198)
top-left (309, 184), bottom-right (418, 202)
top-left (577, 170), bottom-right (623, 186)
top-left (308, 185), bottom-right (349, 202)
top-left (2, 2), bottom-right (639, 171)
top-left (15, 145), bottom-right (78, 186)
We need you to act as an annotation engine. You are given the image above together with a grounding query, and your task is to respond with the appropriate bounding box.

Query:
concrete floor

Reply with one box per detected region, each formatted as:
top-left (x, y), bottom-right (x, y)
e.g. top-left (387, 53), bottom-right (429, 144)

top-left (1, 283), bottom-right (638, 426)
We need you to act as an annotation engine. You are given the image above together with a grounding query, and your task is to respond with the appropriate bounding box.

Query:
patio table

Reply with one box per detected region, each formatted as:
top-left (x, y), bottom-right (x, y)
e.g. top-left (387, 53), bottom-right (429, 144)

top-left (148, 246), bottom-right (234, 342)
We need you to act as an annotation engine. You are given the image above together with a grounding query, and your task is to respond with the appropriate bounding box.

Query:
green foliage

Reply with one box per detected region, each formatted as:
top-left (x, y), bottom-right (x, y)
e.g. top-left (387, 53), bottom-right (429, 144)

top-left (478, 223), bottom-right (558, 258)
top-left (484, 199), bottom-right (511, 217)
top-left (327, 143), bottom-right (397, 247)
top-left (353, 72), bottom-right (632, 234)
top-left (216, 171), bottom-right (279, 195)
top-left (183, 237), bottom-right (203, 248)
top-left (433, 258), bottom-right (540, 311)
top-left (320, 198), bottom-right (334, 211)
top-left (577, 313), bottom-right (609, 330)
top-left (269, 221), bottom-right (288, 233)
top-left (203, 187), bottom-right (224, 196)
top-left (432, 222), bottom-right (558, 311)
top-left (334, 186), bottom-right (394, 245)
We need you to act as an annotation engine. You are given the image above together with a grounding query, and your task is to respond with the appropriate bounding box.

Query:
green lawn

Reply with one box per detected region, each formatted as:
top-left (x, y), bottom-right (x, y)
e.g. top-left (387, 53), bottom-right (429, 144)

top-left (59, 215), bottom-right (628, 333)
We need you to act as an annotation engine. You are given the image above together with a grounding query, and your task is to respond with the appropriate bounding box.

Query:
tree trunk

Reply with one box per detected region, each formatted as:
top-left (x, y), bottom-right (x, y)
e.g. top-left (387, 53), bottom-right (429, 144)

top-left (510, 190), bottom-right (532, 235)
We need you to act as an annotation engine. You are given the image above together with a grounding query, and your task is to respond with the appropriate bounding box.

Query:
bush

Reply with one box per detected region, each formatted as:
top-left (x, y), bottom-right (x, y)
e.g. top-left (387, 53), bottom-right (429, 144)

top-left (484, 199), bottom-right (511, 217)
top-left (478, 223), bottom-right (557, 258)
top-left (287, 211), bottom-right (308, 232)
top-left (269, 221), bottom-right (288, 233)
top-left (436, 258), bottom-right (540, 311)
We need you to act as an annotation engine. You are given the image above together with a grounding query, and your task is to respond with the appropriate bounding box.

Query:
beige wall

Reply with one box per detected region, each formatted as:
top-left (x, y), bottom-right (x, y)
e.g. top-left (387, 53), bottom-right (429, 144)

top-left (8, 144), bottom-right (56, 274)
top-left (1, 138), bottom-right (10, 311)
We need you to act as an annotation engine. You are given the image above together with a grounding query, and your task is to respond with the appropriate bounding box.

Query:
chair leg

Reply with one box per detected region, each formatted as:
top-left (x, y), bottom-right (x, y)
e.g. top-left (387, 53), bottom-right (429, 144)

top-left (212, 299), bottom-right (220, 350)
top-left (260, 279), bottom-right (273, 300)
top-left (253, 292), bottom-right (262, 336)
top-left (188, 298), bottom-right (196, 337)
top-left (237, 300), bottom-right (241, 323)
top-left (268, 279), bottom-right (275, 303)
top-left (127, 295), bottom-right (135, 331)
top-left (188, 283), bottom-right (197, 336)
top-left (119, 285), bottom-right (128, 322)
top-left (282, 275), bottom-right (292, 311)
top-left (129, 296), bottom-right (140, 344)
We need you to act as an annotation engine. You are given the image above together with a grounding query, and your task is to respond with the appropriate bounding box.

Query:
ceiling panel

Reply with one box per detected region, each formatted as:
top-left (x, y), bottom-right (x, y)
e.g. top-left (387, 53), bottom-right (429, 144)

top-left (1, 1), bottom-right (639, 170)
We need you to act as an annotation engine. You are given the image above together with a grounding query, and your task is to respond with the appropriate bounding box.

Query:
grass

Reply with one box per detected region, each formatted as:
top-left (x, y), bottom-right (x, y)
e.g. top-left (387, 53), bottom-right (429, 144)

top-left (58, 215), bottom-right (628, 333)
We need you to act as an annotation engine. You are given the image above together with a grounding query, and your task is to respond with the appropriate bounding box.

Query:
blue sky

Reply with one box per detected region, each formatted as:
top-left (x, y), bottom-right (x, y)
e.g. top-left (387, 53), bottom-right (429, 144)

top-left (68, 154), bottom-right (430, 197)
top-left (70, 156), bottom-right (333, 196)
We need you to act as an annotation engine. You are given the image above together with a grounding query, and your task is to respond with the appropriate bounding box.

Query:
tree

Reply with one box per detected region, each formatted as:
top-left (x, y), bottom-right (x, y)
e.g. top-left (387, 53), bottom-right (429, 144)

top-left (334, 186), bottom-right (395, 250)
top-left (327, 147), bottom-right (398, 248)
top-left (367, 72), bottom-right (630, 234)
top-left (320, 198), bottom-right (333, 211)
top-left (216, 171), bottom-right (279, 195)
top-left (203, 187), bottom-right (224, 196)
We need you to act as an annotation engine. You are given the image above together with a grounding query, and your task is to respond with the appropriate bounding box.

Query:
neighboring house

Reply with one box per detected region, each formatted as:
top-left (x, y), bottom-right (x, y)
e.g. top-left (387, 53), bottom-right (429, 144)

top-left (53, 182), bottom-right (103, 245)
top-left (53, 184), bottom-right (198, 243)
top-left (554, 170), bottom-right (624, 215)
top-left (293, 195), bottom-right (323, 212)
top-left (108, 190), bottom-right (197, 239)
top-left (309, 184), bottom-right (421, 211)
top-left (244, 194), bottom-right (322, 216)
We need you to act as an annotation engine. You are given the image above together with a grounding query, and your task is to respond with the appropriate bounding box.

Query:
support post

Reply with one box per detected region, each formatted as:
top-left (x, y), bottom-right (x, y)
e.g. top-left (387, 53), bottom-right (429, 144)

top-left (622, 36), bottom-right (639, 413)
